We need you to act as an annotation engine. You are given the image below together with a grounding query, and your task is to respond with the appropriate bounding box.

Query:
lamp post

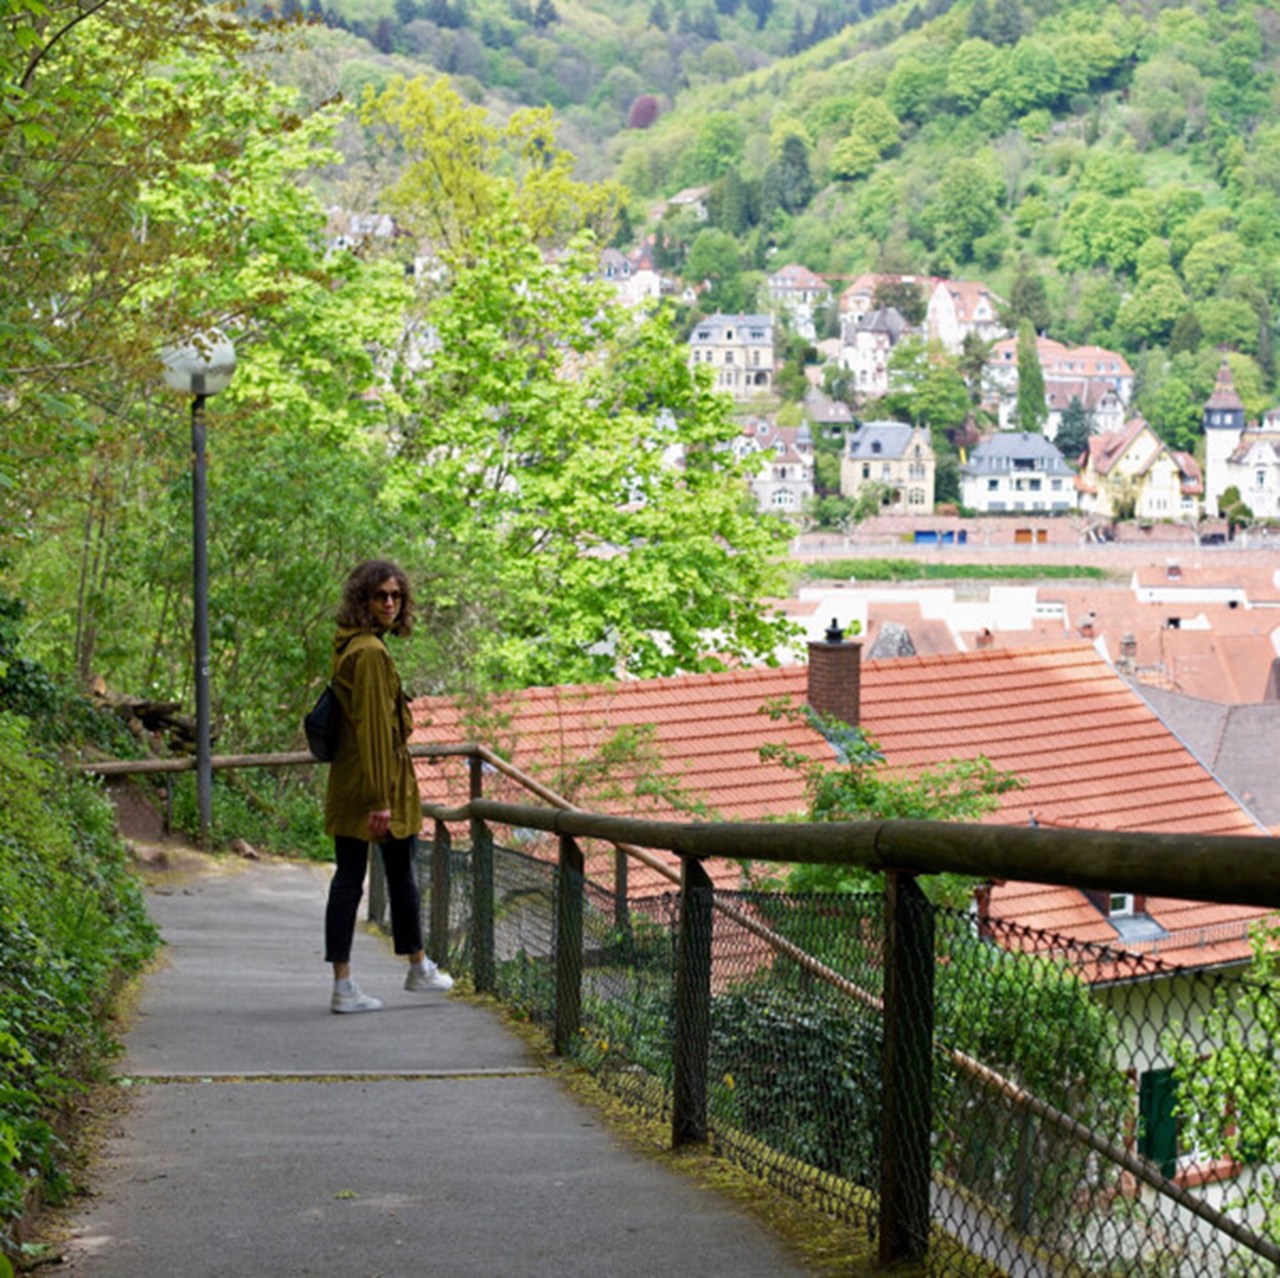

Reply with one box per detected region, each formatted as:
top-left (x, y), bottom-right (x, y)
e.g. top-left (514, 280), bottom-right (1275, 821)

top-left (161, 332), bottom-right (236, 850)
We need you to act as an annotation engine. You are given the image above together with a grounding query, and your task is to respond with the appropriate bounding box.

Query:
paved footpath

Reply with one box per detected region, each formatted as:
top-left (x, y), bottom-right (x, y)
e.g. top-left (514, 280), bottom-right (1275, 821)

top-left (57, 852), bottom-right (812, 1278)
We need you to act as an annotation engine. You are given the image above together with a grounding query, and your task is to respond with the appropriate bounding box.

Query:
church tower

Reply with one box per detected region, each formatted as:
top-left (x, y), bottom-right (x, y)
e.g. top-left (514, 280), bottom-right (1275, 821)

top-left (1203, 357), bottom-right (1245, 517)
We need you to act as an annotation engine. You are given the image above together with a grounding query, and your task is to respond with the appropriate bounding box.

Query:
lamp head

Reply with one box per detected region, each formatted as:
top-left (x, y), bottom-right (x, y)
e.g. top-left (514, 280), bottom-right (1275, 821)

top-left (161, 331), bottom-right (236, 396)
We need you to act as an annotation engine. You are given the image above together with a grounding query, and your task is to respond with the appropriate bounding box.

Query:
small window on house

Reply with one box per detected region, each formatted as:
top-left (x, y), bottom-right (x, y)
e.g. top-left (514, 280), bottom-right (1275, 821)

top-left (862, 464), bottom-right (871, 479)
top-left (872, 441), bottom-right (882, 454)
top-left (1110, 893), bottom-right (1135, 916)
top-left (1257, 469), bottom-right (1267, 489)
top-left (988, 478), bottom-right (999, 491)
top-left (1166, 617), bottom-right (1181, 629)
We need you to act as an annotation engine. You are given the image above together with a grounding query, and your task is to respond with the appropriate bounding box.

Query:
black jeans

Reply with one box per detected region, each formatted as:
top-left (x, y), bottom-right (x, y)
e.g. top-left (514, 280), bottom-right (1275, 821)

top-left (324, 834), bottom-right (424, 964)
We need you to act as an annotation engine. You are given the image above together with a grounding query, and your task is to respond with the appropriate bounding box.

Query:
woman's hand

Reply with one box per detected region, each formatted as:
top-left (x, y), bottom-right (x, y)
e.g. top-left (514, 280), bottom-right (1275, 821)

top-left (368, 808), bottom-right (392, 841)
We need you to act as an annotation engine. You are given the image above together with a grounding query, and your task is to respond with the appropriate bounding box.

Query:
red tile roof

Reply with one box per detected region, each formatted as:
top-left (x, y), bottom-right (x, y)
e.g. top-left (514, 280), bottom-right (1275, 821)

top-left (410, 644), bottom-right (1269, 957)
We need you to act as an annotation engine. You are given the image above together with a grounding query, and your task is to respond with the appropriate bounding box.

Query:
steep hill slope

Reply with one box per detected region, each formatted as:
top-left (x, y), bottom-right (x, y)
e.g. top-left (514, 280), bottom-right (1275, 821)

top-left (609, 0), bottom-right (1280, 443)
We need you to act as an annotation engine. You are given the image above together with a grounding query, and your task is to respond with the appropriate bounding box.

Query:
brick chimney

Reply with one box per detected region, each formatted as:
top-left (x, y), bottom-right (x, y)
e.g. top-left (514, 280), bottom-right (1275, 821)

top-left (1116, 632), bottom-right (1137, 676)
top-left (807, 619), bottom-right (861, 727)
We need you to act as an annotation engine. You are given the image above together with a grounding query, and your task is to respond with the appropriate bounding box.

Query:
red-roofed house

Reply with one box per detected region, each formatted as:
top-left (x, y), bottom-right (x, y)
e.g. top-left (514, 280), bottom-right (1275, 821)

top-left (411, 640), bottom-right (1269, 968)
top-left (1076, 417), bottom-right (1203, 521)
top-left (927, 279), bottom-right (1006, 353)
top-left (765, 263), bottom-right (832, 339)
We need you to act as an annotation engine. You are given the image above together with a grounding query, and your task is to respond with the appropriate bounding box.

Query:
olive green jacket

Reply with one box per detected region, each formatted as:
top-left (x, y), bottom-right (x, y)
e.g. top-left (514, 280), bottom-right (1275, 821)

top-left (322, 627), bottom-right (420, 841)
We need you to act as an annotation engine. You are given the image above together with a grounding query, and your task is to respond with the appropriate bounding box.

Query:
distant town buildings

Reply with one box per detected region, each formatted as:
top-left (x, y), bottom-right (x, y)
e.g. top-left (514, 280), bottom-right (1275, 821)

top-left (734, 418), bottom-right (815, 514)
top-left (1202, 359), bottom-right (1280, 521)
top-left (839, 306), bottom-right (909, 399)
top-left (926, 279), bottom-right (1005, 353)
top-left (961, 432), bottom-right (1077, 514)
top-left (764, 263), bottom-right (831, 340)
top-left (1076, 418), bottom-right (1202, 522)
top-left (986, 336), bottom-right (1133, 438)
top-left (841, 420), bottom-right (935, 514)
top-left (688, 312), bottom-right (775, 401)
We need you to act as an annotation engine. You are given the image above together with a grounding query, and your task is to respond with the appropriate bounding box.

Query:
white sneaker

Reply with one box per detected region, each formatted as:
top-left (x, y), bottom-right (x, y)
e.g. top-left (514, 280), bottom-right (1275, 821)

top-left (331, 982), bottom-right (383, 1014)
top-left (405, 962), bottom-right (454, 993)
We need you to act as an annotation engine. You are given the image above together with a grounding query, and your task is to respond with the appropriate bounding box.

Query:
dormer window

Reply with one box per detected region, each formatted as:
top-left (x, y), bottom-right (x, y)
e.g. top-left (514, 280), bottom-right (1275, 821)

top-left (1110, 893), bottom-right (1135, 917)
top-left (871, 441), bottom-right (882, 454)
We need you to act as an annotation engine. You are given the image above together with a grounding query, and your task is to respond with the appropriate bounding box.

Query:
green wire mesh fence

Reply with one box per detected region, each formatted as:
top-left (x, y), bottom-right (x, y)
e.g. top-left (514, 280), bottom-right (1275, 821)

top-left (377, 827), bottom-right (1280, 1278)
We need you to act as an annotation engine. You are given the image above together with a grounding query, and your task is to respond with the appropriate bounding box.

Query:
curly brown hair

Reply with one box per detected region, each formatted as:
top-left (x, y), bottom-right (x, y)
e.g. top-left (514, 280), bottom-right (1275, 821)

top-left (336, 559), bottom-right (415, 636)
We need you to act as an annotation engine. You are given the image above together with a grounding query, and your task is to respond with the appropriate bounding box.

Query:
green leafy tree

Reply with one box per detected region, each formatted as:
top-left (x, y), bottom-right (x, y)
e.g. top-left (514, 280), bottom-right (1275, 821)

top-left (924, 157), bottom-right (1000, 265)
top-left (759, 702), bottom-right (1023, 898)
top-left (386, 209), bottom-right (795, 688)
top-left (1015, 319), bottom-right (1047, 433)
top-left (987, 0), bottom-right (1022, 45)
top-left (363, 75), bottom-right (624, 255)
top-left (1218, 485), bottom-right (1255, 535)
top-left (686, 228), bottom-right (746, 311)
top-left (947, 38), bottom-right (1001, 110)
top-left (763, 134), bottom-right (815, 214)
top-left (1114, 268), bottom-right (1188, 346)
top-left (884, 338), bottom-right (971, 434)
top-left (1170, 923), bottom-right (1280, 1253)
top-left (1006, 259), bottom-right (1052, 332)
top-left (1055, 396), bottom-right (1090, 460)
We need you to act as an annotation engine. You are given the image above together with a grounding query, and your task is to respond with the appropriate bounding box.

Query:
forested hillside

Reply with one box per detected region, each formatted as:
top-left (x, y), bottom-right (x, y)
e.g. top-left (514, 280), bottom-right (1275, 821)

top-left (608, 0), bottom-right (1280, 446)
top-left (282, 0), bottom-right (1279, 454)
top-left (255, 0), bottom-right (905, 180)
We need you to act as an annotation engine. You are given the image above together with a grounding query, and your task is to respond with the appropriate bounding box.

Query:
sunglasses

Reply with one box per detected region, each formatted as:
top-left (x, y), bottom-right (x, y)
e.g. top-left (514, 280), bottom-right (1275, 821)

top-left (372, 590), bottom-right (402, 603)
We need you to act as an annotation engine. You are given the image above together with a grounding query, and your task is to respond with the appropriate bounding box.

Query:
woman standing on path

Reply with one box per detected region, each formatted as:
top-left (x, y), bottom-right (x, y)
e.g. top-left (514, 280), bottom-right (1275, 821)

top-left (323, 558), bottom-right (453, 1013)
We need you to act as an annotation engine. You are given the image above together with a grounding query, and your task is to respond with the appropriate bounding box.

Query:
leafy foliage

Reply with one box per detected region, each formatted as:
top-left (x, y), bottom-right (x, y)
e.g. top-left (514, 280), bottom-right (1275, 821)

top-left (0, 698), bottom-right (157, 1244)
top-left (1170, 922), bottom-right (1280, 1255)
top-left (758, 701), bottom-right (1023, 900)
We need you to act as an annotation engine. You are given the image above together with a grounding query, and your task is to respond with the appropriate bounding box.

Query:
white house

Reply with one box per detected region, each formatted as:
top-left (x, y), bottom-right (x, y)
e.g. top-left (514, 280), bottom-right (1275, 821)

top-left (961, 433), bottom-right (1078, 514)
top-left (839, 306), bottom-right (909, 400)
top-left (734, 418), bottom-right (814, 515)
top-left (764, 263), bottom-right (831, 340)
top-left (1203, 359), bottom-right (1280, 521)
top-left (926, 279), bottom-right (1006, 354)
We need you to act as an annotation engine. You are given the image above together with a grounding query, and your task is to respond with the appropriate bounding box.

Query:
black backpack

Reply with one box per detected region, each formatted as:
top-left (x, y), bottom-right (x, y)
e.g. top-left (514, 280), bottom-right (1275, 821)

top-left (303, 636), bottom-right (356, 761)
top-left (303, 684), bottom-right (340, 761)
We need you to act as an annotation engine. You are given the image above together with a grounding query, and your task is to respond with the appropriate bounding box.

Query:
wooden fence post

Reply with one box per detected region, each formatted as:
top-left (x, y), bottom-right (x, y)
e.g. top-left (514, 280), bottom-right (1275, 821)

top-left (672, 857), bottom-right (713, 1147)
top-left (429, 819), bottom-right (451, 970)
top-left (554, 834), bottom-right (584, 1056)
top-left (879, 870), bottom-right (935, 1267)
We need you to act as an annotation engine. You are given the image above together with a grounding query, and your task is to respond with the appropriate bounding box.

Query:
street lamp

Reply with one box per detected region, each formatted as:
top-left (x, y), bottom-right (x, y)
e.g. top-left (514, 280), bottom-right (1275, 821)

top-left (161, 331), bottom-right (236, 850)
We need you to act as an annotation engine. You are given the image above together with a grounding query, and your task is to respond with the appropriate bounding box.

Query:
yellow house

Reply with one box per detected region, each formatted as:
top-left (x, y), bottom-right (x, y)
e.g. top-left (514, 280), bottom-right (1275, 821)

top-left (1077, 417), bottom-right (1203, 521)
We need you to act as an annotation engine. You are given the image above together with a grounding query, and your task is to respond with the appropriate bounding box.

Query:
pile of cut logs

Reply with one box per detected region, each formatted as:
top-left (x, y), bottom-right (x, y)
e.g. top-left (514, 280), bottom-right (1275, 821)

top-left (91, 687), bottom-right (213, 756)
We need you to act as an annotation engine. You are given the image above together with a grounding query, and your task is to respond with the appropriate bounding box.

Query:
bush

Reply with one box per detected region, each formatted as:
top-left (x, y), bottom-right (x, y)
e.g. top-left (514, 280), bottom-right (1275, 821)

top-left (0, 712), bottom-right (157, 1247)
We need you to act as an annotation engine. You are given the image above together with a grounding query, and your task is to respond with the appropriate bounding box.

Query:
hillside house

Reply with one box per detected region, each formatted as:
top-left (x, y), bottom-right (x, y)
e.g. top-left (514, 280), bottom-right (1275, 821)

top-left (988, 336), bottom-right (1133, 435)
top-left (926, 279), bottom-right (1006, 353)
top-left (688, 313), bottom-right (774, 401)
top-left (1076, 417), bottom-right (1203, 522)
top-left (840, 419), bottom-right (935, 514)
top-left (961, 433), bottom-right (1078, 514)
top-left (839, 272), bottom-right (932, 325)
top-left (1203, 359), bottom-right (1280, 520)
top-left (764, 263), bottom-right (831, 339)
top-left (733, 418), bottom-right (815, 515)
top-left (839, 306), bottom-right (909, 400)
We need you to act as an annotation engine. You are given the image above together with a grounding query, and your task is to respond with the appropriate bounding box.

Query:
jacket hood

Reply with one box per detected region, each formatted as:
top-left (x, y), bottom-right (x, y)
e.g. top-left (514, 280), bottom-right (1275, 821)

top-left (334, 624), bottom-right (377, 653)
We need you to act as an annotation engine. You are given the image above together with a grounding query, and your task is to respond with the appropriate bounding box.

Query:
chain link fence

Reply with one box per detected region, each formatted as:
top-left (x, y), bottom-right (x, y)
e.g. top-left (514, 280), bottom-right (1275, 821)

top-left (384, 831), bottom-right (1279, 1277)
